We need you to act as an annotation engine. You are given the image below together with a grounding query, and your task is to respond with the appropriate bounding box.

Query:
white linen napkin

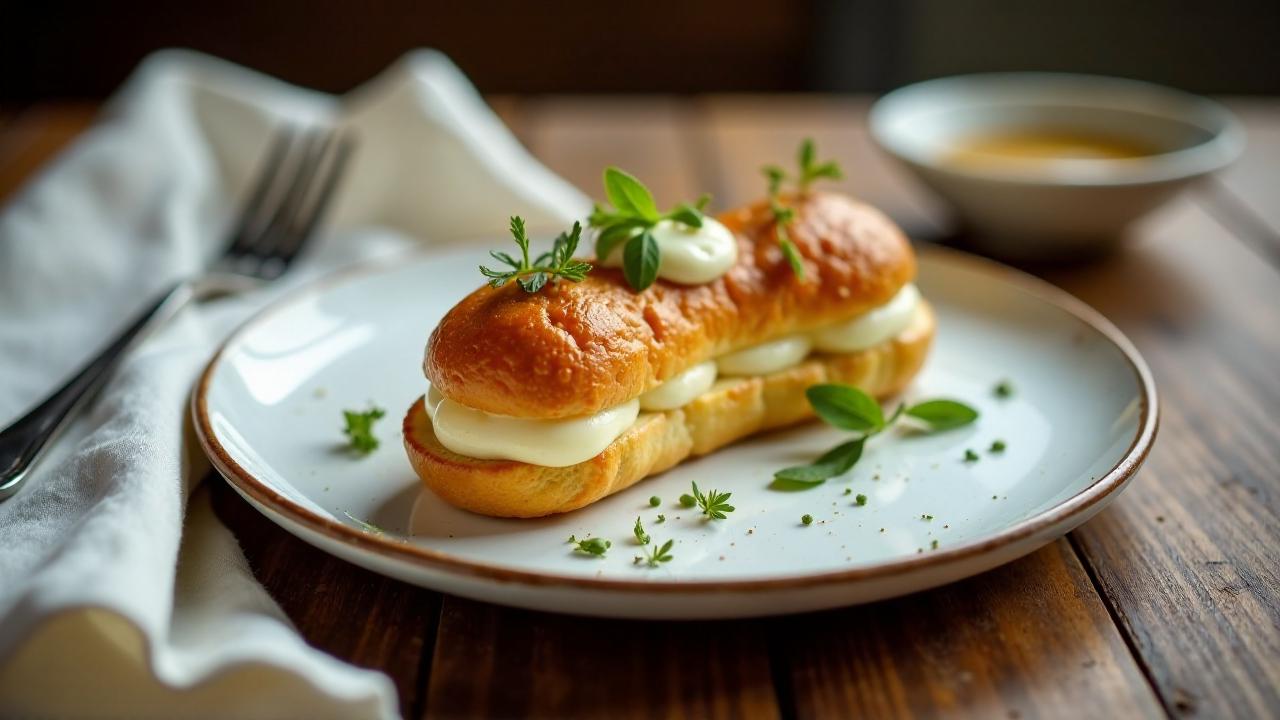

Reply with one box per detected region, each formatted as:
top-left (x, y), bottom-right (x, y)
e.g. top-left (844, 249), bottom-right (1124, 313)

top-left (0, 49), bottom-right (589, 719)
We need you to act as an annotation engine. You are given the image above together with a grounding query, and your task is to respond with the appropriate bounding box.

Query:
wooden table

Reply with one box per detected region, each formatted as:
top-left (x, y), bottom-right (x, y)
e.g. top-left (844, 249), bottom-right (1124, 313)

top-left (3, 96), bottom-right (1277, 719)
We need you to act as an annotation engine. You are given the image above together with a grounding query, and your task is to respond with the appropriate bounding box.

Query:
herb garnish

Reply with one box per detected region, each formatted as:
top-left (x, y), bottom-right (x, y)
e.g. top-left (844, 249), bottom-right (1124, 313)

top-left (772, 384), bottom-right (979, 489)
top-left (904, 400), bottom-right (979, 431)
top-left (633, 517), bottom-right (651, 545)
top-left (690, 481), bottom-right (735, 519)
top-left (766, 174), bottom-right (804, 279)
top-left (342, 406), bottom-right (386, 454)
top-left (994, 380), bottom-right (1015, 398)
top-left (480, 216), bottom-right (593, 292)
top-left (655, 514), bottom-right (667, 524)
top-left (855, 493), bottom-right (868, 506)
top-left (634, 538), bottom-right (675, 567)
top-left (649, 495), bottom-right (661, 507)
top-left (572, 537), bottom-right (611, 557)
top-left (679, 493), bottom-right (697, 508)
top-left (990, 439), bottom-right (1007, 453)
top-left (588, 167), bottom-right (710, 291)
top-left (802, 514), bottom-right (814, 526)
top-left (963, 449), bottom-right (980, 463)
top-left (761, 139), bottom-right (844, 279)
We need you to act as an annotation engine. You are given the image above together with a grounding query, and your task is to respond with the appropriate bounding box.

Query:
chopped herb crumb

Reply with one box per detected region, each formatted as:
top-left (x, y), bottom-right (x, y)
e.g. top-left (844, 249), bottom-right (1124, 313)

top-left (931, 539), bottom-right (939, 550)
top-left (573, 537), bottom-right (611, 557)
top-left (633, 517), bottom-right (650, 545)
top-left (649, 495), bottom-right (661, 507)
top-left (921, 514), bottom-right (934, 521)
top-left (655, 514), bottom-right (666, 524)
top-left (964, 448), bottom-right (980, 462)
top-left (802, 514), bottom-right (814, 525)
top-left (690, 482), bottom-right (734, 519)
top-left (855, 493), bottom-right (867, 506)
top-left (990, 439), bottom-right (1007, 453)
top-left (635, 538), bottom-right (674, 567)
top-left (994, 380), bottom-right (1014, 398)
top-left (342, 406), bottom-right (386, 454)
top-left (679, 493), bottom-right (697, 508)
top-left (843, 488), bottom-right (852, 496)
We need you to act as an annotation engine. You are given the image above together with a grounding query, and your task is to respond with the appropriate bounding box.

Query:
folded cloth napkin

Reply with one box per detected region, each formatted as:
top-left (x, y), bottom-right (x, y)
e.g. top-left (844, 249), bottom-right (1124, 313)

top-left (0, 49), bottom-right (589, 719)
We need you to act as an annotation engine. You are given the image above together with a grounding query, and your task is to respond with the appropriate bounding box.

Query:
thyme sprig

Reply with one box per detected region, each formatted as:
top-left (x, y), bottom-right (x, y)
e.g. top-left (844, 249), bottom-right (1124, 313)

top-left (634, 539), bottom-right (675, 567)
top-left (690, 481), bottom-right (735, 520)
top-left (479, 216), bottom-right (592, 292)
top-left (761, 139), bottom-right (844, 279)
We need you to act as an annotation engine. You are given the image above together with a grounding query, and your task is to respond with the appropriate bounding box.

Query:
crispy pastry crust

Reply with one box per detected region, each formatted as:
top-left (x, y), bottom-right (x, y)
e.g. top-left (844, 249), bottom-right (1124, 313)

top-left (405, 302), bottom-right (934, 518)
top-left (424, 192), bottom-right (915, 419)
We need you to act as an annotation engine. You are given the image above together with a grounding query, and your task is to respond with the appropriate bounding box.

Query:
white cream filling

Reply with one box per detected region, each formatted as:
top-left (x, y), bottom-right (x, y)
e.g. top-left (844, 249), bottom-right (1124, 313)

top-left (716, 335), bottom-right (814, 376)
top-left (638, 360), bottom-right (718, 411)
top-left (601, 218), bottom-right (738, 284)
top-left (426, 386), bottom-right (640, 467)
top-left (811, 284), bottom-right (920, 352)
top-left (427, 284), bottom-right (919, 467)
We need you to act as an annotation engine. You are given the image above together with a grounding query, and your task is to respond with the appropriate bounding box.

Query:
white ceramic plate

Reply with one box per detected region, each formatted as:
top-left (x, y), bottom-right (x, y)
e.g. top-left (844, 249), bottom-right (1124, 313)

top-left (194, 246), bottom-right (1156, 619)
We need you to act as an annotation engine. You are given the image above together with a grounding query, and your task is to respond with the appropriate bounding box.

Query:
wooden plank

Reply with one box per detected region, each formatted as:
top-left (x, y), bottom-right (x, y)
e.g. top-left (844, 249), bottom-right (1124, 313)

top-left (776, 542), bottom-right (1163, 719)
top-left (1210, 98), bottom-right (1280, 254)
top-left (1040, 200), bottom-right (1280, 718)
top-left (699, 95), bottom-right (1167, 718)
top-left (209, 480), bottom-right (441, 712)
top-left (520, 96), bottom-right (706, 208)
top-left (482, 95), bottom-right (527, 149)
top-left (0, 102), bottom-right (98, 203)
top-left (424, 597), bottom-right (779, 720)
top-left (0, 106), bottom-right (17, 134)
top-left (419, 96), bottom-right (781, 720)
top-left (701, 94), bottom-right (949, 237)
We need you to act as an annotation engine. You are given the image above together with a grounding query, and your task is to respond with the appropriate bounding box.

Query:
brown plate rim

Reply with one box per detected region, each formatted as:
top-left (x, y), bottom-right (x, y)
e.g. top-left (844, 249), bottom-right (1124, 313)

top-left (192, 244), bottom-right (1158, 594)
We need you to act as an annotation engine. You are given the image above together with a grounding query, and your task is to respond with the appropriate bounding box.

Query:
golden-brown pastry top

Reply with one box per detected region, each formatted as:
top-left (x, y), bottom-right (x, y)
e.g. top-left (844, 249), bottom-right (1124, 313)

top-left (424, 191), bottom-right (916, 419)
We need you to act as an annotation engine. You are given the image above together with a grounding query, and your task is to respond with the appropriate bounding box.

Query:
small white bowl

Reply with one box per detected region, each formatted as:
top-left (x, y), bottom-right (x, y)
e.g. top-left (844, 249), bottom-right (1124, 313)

top-left (869, 73), bottom-right (1244, 260)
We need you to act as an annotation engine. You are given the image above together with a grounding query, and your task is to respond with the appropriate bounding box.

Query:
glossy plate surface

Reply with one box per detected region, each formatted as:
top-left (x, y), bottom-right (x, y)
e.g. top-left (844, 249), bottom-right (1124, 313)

top-left (194, 246), bottom-right (1156, 619)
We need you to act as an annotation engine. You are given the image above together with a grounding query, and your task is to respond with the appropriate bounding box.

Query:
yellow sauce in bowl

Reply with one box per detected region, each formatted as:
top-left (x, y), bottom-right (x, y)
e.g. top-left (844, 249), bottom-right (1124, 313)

top-left (944, 130), bottom-right (1161, 169)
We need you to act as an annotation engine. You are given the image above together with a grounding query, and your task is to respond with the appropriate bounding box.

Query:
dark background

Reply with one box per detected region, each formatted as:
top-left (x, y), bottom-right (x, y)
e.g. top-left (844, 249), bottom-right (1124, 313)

top-left (3, 0), bottom-right (1279, 99)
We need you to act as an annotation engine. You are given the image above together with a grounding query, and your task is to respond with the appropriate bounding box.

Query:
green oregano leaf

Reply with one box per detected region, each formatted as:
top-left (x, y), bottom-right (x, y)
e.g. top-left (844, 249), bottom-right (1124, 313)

top-left (905, 400), bottom-right (979, 431)
top-left (806, 384), bottom-right (884, 432)
top-left (623, 231), bottom-right (660, 291)
top-left (603, 167), bottom-right (659, 221)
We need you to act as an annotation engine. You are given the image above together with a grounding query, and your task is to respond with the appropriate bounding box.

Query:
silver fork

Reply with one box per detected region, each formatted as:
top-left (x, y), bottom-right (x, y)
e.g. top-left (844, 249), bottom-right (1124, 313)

top-left (0, 125), bottom-right (354, 501)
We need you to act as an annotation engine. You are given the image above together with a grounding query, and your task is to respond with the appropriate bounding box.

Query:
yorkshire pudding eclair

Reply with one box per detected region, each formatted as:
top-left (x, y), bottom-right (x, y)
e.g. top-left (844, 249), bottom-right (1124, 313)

top-left (404, 191), bottom-right (934, 517)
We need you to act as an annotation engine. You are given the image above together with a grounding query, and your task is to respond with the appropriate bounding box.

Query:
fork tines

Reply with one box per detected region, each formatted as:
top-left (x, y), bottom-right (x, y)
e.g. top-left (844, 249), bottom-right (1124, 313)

top-left (223, 125), bottom-right (354, 279)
